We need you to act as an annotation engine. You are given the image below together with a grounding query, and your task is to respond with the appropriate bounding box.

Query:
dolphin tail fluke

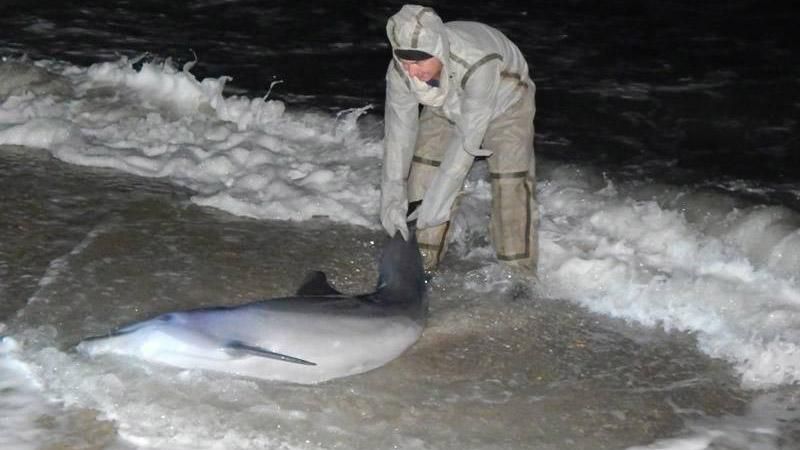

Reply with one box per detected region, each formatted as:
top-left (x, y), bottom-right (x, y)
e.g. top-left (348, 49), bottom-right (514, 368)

top-left (375, 232), bottom-right (426, 306)
top-left (224, 340), bottom-right (316, 366)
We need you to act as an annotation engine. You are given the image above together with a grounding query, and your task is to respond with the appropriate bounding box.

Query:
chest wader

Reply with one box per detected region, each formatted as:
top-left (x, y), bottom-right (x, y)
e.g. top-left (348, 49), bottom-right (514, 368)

top-left (407, 89), bottom-right (538, 273)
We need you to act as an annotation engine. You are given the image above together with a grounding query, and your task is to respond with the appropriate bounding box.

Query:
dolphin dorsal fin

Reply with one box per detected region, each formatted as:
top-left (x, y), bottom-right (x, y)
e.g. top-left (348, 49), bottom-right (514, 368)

top-left (295, 271), bottom-right (342, 296)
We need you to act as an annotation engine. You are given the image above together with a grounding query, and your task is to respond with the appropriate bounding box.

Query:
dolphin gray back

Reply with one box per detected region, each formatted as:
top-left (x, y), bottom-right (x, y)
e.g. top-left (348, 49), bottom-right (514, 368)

top-left (374, 233), bottom-right (426, 311)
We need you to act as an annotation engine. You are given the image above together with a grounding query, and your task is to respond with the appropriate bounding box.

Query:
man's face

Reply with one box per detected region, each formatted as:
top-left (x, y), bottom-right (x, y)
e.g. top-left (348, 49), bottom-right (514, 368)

top-left (399, 57), bottom-right (443, 82)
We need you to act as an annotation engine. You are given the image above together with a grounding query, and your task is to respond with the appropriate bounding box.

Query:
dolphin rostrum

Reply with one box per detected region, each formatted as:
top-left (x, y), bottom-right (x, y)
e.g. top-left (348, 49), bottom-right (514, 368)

top-left (77, 233), bottom-right (427, 384)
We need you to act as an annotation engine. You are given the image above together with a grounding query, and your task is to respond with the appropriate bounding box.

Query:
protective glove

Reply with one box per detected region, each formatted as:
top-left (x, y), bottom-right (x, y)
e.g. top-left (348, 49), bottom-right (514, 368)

top-left (409, 137), bottom-right (475, 229)
top-left (380, 180), bottom-right (409, 240)
top-left (406, 168), bottom-right (465, 229)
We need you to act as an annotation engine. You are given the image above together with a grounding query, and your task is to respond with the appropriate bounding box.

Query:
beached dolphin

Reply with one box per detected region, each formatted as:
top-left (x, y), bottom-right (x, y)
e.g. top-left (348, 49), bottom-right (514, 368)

top-left (77, 233), bottom-right (426, 384)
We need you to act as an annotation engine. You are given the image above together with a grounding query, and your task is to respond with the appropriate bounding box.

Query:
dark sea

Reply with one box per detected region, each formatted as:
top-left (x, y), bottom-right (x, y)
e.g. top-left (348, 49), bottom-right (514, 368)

top-left (1, 1), bottom-right (798, 449)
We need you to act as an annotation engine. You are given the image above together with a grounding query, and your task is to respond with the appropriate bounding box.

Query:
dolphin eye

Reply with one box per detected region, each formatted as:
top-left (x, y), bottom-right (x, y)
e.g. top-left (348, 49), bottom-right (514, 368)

top-left (158, 314), bottom-right (175, 322)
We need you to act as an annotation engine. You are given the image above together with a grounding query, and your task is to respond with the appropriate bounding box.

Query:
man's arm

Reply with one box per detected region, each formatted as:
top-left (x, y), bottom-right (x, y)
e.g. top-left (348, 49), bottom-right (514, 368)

top-left (413, 59), bottom-right (501, 229)
top-left (381, 61), bottom-right (420, 239)
top-left (383, 60), bottom-right (420, 184)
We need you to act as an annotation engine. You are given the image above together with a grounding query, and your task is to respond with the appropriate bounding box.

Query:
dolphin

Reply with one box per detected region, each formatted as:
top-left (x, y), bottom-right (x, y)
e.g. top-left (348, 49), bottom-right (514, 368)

top-left (77, 233), bottom-right (426, 384)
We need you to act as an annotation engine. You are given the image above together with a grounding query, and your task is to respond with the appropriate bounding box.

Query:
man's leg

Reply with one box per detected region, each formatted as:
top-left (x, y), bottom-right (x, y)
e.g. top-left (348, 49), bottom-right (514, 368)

top-left (407, 107), bottom-right (455, 270)
top-left (484, 91), bottom-right (539, 274)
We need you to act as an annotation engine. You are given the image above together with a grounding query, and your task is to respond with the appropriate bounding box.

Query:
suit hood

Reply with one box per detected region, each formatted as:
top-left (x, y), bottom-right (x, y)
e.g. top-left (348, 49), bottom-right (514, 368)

top-left (386, 5), bottom-right (449, 63)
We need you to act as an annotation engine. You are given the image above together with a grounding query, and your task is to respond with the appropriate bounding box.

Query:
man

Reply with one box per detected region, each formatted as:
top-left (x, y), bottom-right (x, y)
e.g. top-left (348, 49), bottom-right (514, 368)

top-left (380, 4), bottom-right (539, 274)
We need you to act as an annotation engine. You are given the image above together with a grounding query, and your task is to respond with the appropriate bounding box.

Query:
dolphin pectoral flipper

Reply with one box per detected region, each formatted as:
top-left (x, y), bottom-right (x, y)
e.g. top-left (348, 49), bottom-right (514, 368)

top-left (224, 340), bottom-right (316, 366)
top-left (295, 271), bottom-right (342, 297)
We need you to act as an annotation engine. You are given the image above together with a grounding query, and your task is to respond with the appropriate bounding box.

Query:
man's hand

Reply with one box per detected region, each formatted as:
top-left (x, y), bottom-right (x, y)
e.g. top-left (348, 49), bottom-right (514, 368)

top-left (406, 199), bottom-right (446, 230)
top-left (407, 164), bottom-right (467, 230)
top-left (380, 180), bottom-right (410, 240)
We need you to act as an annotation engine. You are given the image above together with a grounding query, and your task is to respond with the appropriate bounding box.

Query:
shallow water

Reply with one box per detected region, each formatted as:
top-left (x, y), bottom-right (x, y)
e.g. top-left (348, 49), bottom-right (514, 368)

top-left (2, 148), bottom-right (796, 450)
top-left (2, 1), bottom-right (800, 449)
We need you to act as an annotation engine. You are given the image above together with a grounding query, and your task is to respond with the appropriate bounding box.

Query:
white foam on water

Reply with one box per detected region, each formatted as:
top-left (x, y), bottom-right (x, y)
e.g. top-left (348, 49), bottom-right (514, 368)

top-left (0, 335), bottom-right (112, 450)
top-left (535, 166), bottom-right (800, 388)
top-left (0, 57), bottom-right (382, 227)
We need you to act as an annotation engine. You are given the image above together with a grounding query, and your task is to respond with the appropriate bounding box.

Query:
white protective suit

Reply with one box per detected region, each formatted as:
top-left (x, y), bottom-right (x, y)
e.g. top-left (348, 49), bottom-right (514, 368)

top-left (381, 4), bottom-right (538, 271)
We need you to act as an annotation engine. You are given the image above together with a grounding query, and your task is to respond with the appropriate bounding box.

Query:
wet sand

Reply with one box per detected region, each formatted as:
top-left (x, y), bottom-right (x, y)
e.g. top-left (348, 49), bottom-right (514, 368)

top-left (0, 148), bottom-right (760, 449)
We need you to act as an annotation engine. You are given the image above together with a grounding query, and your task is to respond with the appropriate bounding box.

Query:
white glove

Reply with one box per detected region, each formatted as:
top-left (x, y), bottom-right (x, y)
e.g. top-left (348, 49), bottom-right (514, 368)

top-left (380, 180), bottom-right (409, 240)
top-left (409, 138), bottom-right (475, 229)
top-left (407, 168), bottom-right (464, 229)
